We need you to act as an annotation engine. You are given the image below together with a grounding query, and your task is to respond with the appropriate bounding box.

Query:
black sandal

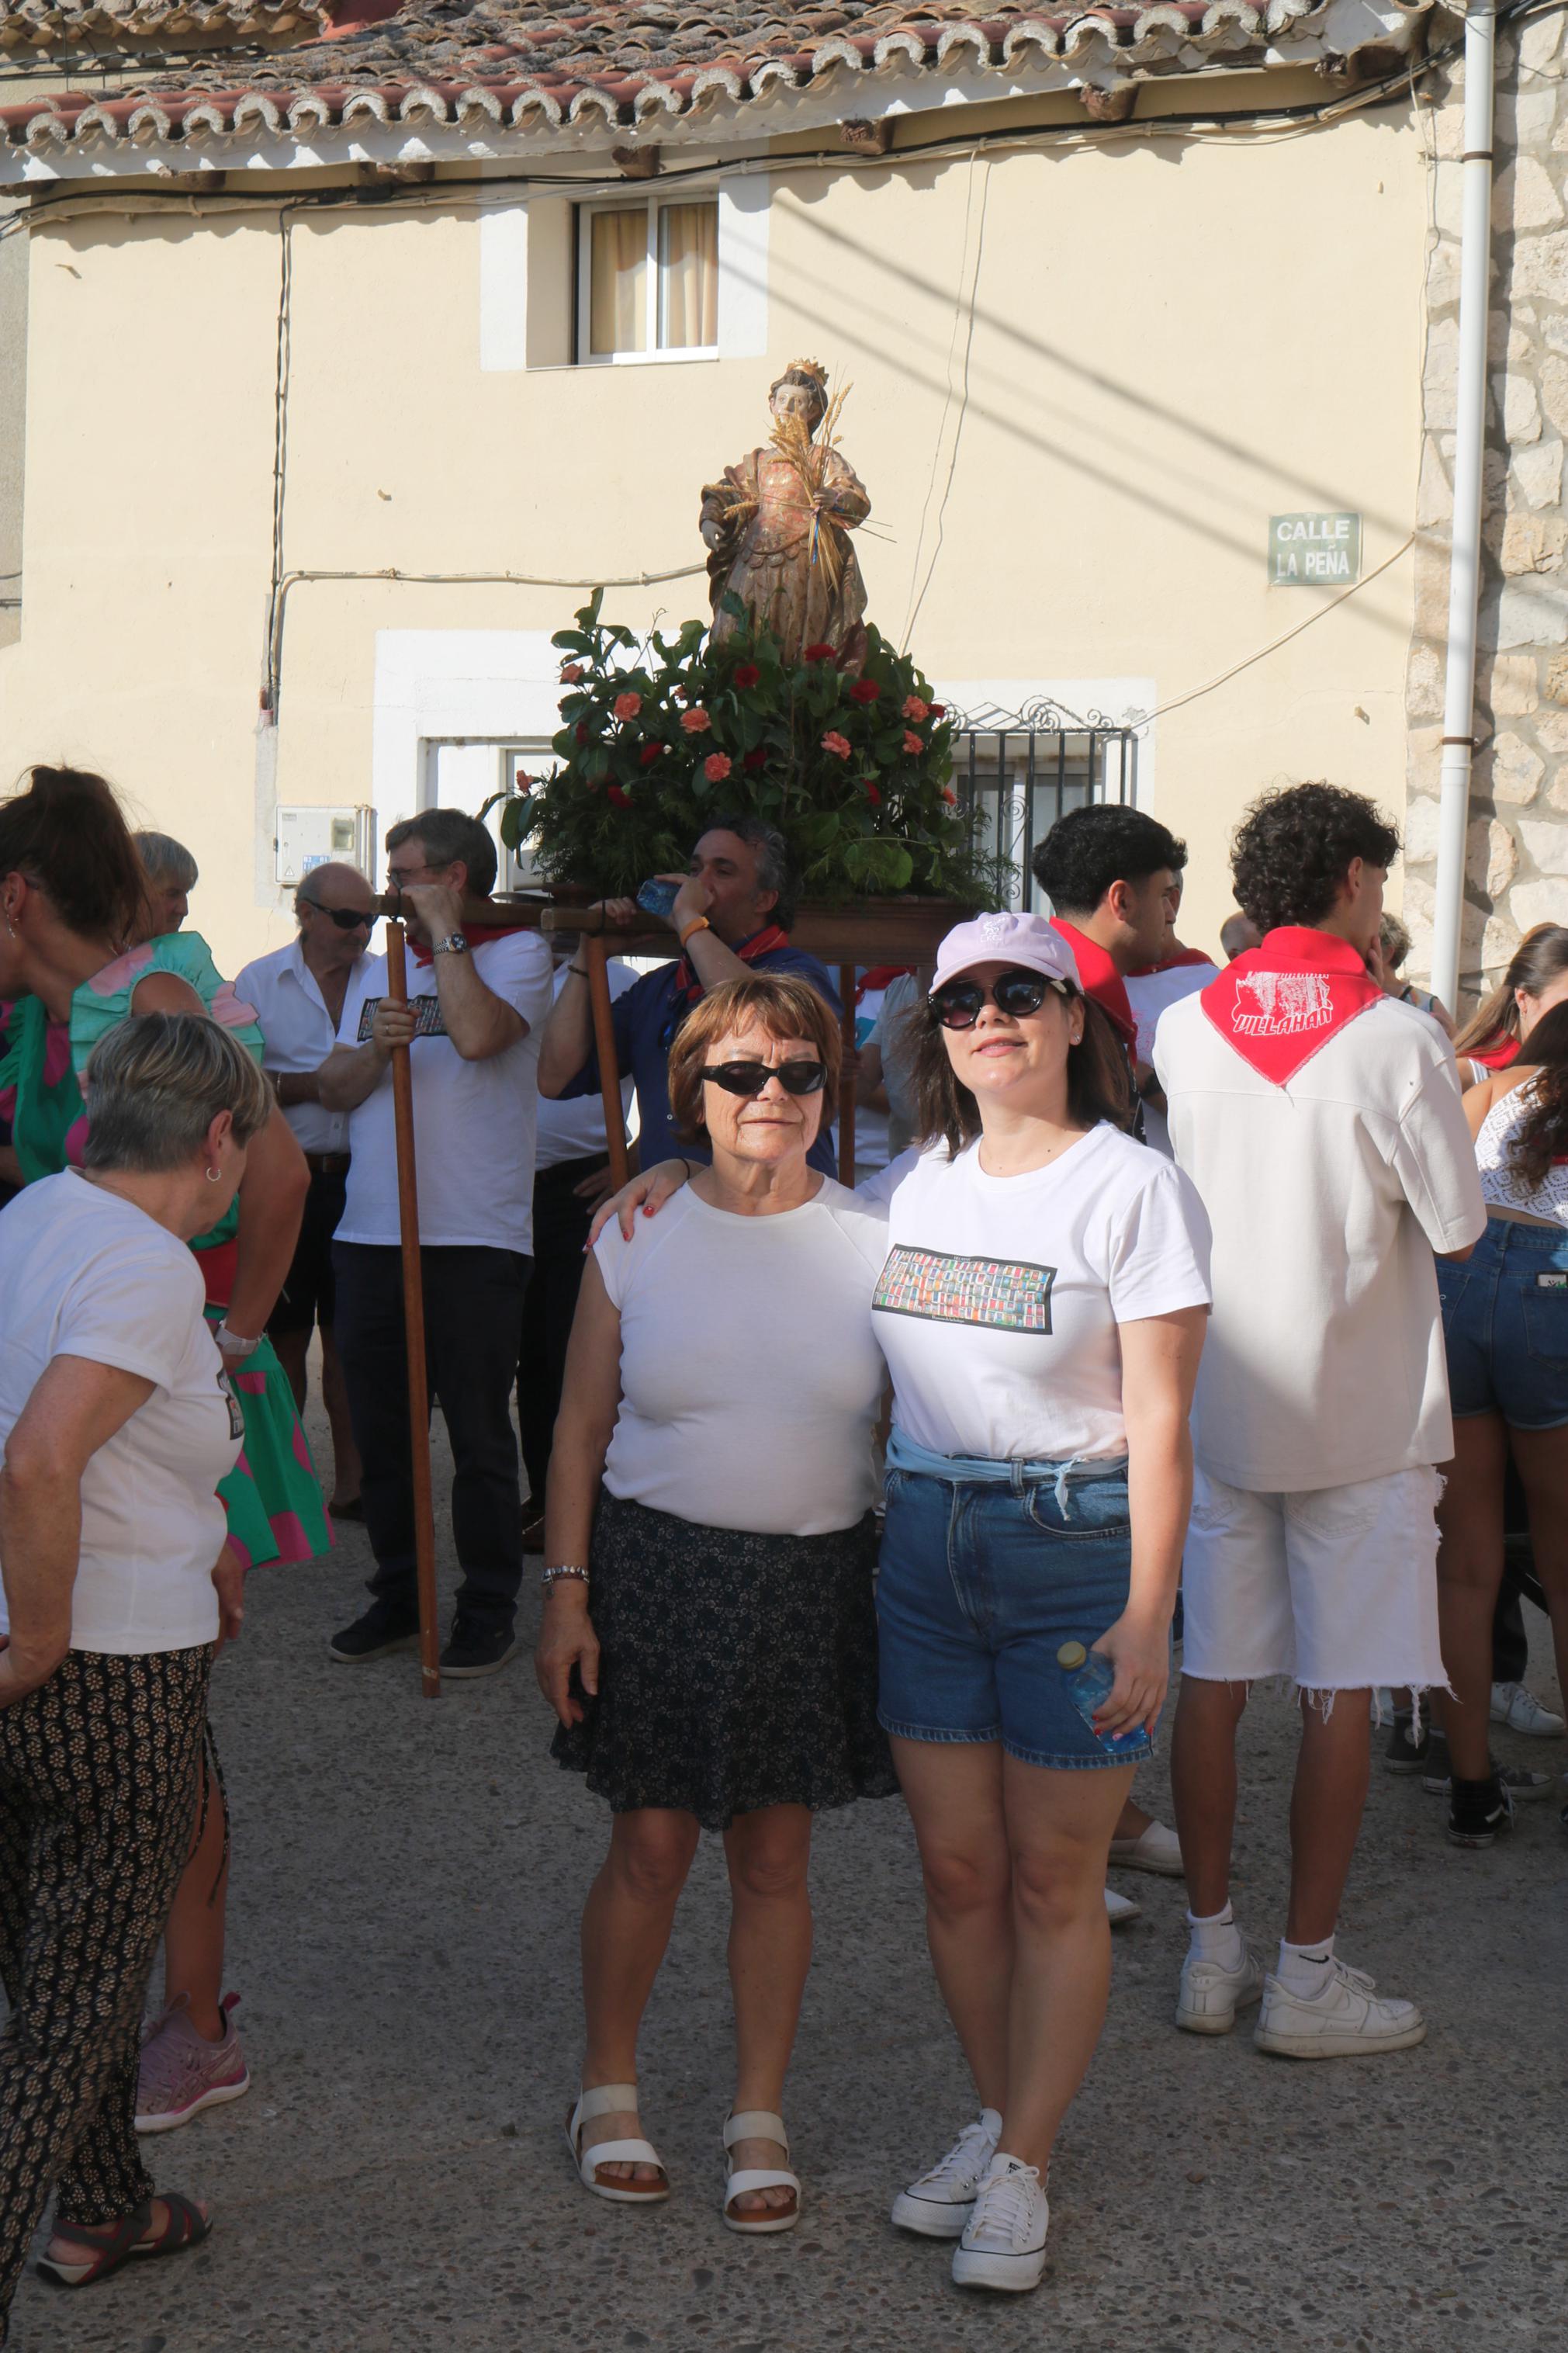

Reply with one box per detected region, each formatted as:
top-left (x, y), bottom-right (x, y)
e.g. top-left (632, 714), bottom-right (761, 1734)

top-left (37, 2194), bottom-right (211, 2289)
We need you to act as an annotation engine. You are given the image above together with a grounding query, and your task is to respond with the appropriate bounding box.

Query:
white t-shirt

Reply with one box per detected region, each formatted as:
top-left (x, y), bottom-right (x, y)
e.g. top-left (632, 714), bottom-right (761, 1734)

top-left (594, 1180), bottom-right (890, 1535)
top-left (1124, 958), bottom-right (1220, 1158)
top-left (235, 937), bottom-right (369, 1156)
top-left (334, 931), bottom-right (554, 1254)
top-left (867, 1124), bottom-right (1212, 1464)
top-left (1154, 989), bottom-right (1487, 1492)
top-left (0, 1174), bottom-right (241, 1654)
top-left (536, 958), bottom-right (637, 1170)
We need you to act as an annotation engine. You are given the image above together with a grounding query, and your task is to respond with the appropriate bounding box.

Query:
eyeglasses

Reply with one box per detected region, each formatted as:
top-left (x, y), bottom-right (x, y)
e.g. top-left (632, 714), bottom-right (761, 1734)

top-left (386, 862), bottom-right (445, 887)
top-left (302, 899), bottom-right (374, 931)
top-left (701, 1060), bottom-right (829, 1098)
top-left (928, 968), bottom-right (1064, 1030)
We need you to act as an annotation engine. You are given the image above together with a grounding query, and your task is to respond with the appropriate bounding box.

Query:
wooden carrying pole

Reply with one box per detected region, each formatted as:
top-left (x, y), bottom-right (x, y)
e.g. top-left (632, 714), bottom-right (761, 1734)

top-left (384, 920), bottom-right (442, 1699)
top-left (837, 964), bottom-right (857, 1187)
top-left (587, 934), bottom-right (630, 1189)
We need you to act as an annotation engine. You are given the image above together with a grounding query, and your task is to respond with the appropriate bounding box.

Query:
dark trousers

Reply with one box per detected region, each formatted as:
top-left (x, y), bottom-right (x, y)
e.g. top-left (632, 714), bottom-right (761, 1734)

top-left (517, 1153), bottom-right (606, 1505)
top-left (0, 1647), bottom-right (210, 2341)
top-left (334, 1242), bottom-right (529, 1631)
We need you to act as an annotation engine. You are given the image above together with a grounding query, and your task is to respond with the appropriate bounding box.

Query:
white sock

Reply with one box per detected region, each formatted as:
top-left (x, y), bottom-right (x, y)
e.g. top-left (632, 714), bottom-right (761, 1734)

top-left (1186, 1902), bottom-right (1244, 1970)
top-left (1277, 1933), bottom-right (1335, 1996)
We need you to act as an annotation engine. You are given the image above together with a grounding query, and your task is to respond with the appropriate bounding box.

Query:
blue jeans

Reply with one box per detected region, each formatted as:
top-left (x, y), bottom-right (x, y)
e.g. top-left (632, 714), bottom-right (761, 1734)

top-left (876, 1453), bottom-right (1153, 1770)
top-left (1438, 1215), bottom-right (1568, 1429)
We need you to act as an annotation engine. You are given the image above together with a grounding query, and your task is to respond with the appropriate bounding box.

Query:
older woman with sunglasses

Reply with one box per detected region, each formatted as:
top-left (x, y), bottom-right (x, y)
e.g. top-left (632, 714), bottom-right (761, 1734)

top-left (590, 911), bottom-right (1211, 2294)
top-left (537, 973), bottom-right (896, 2237)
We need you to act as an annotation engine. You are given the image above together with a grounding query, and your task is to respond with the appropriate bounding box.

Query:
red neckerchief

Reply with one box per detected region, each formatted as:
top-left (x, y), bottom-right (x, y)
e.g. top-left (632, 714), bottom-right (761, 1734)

top-left (857, 963), bottom-right (913, 1005)
top-left (1049, 918), bottom-right (1137, 1053)
top-left (409, 921), bottom-right (514, 969)
top-left (1469, 1038), bottom-right (1521, 1071)
top-left (1125, 946), bottom-right (1217, 977)
top-left (674, 924), bottom-right (790, 1005)
top-left (1200, 925), bottom-right (1382, 1085)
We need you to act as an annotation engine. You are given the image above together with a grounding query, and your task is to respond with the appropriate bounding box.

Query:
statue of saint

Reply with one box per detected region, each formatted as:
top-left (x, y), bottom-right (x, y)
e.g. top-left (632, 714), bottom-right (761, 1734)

top-left (700, 361), bottom-right (871, 670)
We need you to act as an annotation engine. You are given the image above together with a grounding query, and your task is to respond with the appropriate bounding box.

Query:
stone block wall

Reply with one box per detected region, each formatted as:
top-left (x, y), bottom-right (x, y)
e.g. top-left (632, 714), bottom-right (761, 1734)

top-left (1406, 8), bottom-right (1568, 1001)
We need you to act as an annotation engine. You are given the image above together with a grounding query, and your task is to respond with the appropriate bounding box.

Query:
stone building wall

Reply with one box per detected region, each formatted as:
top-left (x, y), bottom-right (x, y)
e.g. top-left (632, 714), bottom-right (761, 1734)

top-left (1406, 6), bottom-right (1568, 1002)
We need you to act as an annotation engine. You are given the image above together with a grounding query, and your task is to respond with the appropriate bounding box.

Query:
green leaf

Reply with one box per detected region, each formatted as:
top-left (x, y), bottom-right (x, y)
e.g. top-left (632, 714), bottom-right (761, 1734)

top-left (719, 591), bottom-right (748, 622)
top-left (585, 587), bottom-right (605, 629)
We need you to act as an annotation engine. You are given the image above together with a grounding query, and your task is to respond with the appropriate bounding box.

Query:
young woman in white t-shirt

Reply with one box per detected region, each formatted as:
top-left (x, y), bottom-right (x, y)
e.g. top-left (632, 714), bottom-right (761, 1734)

top-left (590, 912), bottom-right (1211, 2293)
top-left (0, 1012), bottom-right (270, 2319)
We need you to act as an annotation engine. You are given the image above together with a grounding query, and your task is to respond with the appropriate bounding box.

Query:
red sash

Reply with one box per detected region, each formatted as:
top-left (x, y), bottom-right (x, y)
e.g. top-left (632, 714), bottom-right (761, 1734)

top-left (408, 920), bottom-right (514, 969)
top-left (1200, 926), bottom-right (1382, 1086)
top-left (1049, 919), bottom-right (1137, 1053)
top-left (674, 924), bottom-right (791, 1006)
top-left (1469, 1038), bottom-right (1521, 1071)
top-left (1125, 945), bottom-right (1217, 978)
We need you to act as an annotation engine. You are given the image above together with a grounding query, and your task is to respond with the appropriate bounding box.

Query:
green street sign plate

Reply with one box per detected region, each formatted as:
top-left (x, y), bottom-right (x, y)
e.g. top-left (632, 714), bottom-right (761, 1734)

top-left (1269, 512), bottom-right (1362, 587)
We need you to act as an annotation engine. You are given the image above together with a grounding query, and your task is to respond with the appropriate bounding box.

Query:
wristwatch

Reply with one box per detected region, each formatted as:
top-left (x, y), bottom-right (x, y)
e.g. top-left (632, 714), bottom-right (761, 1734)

top-left (432, 931), bottom-right (470, 957)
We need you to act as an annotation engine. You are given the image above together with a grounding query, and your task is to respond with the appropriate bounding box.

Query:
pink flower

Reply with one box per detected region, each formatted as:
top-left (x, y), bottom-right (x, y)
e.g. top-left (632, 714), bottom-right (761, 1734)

top-left (942, 786), bottom-right (958, 805)
top-left (560, 663), bottom-right (584, 683)
top-left (614, 691), bottom-right (642, 723)
top-left (681, 707), bottom-right (713, 735)
top-left (902, 695), bottom-right (929, 723)
top-left (704, 752), bottom-right (732, 784)
top-left (903, 731), bottom-right (924, 757)
top-left (822, 730), bottom-right (852, 759)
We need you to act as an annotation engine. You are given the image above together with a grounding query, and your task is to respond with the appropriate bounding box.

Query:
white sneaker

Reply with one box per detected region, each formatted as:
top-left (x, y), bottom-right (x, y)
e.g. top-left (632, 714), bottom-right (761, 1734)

top-left (1254, 1959), bottom-right (1426, 2059)
top-left (1490, 1682), bottom-right (1566, 1738)
top-left (951, 2157), bottom-right (1049, 2292)
top-left (1107, 1818), bottom-right (1184, 1877)
top-left (1104, 1886), bottom-right (1141, 1926)
top-left (890, 2110), bottom-right (1000, 2238)
top-left (1175, 1942), bottom-right (1266, 2035)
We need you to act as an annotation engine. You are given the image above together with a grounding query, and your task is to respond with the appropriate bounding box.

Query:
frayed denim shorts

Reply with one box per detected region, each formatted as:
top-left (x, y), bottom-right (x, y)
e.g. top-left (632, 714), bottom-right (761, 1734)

top-left (875, 1452), bottom-right (1152, 1771)
top-left (1438, 1213), bottom-right (1568, 1429)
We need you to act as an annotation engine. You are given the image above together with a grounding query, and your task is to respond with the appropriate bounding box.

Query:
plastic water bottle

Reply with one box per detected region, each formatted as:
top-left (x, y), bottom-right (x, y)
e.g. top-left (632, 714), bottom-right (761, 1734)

top-left (636, 876), bottom-right (680, 921)
top-left (1057, 1641), bottom-right (1144, 1755)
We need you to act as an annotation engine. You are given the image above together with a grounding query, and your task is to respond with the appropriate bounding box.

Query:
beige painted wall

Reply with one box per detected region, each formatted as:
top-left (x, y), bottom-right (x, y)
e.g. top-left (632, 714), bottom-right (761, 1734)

top-left (0, 92), bottom-right (1427, 972)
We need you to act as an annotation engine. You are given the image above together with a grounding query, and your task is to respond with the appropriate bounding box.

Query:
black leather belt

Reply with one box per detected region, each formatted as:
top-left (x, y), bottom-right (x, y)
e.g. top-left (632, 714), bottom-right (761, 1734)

top-left (304, 1152), bottom-right (351, 1176)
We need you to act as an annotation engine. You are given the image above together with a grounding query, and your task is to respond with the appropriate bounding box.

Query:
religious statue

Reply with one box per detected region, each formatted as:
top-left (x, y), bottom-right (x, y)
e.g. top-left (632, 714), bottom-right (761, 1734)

top-left (700, 360), bottom-right (871, 671)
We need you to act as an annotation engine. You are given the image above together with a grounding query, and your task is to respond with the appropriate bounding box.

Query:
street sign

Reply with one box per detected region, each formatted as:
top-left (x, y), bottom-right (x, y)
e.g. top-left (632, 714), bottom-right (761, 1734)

top-left (1269, 511), bottom-right (1362, 587)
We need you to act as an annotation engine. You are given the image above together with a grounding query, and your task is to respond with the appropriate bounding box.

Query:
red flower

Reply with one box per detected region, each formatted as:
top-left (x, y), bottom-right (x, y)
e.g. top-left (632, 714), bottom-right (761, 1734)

top-left (639, 742), bottom-right (663, 768)
top-left (560, 663), bottom-right (584, 684)
top-left (822, 730), bottom-right (852, 760)
top-left (733, 663), bottom-right (760, 689)
top-left (704, 753), bottom-right (732, 784)
top-left (681, 707), bottom-right (713, 736)
top-left (574, 722), bottom-right (590, 747)
top-left (850, 678), bottom-right (881, 704)
top-left (613, 691), bottom-right (642, 723)
top-left (743, 748), bottom-right (767, 773)
top-left (607, 785), bottom-right (630, 809)
top-left (942, 786), bottom-right (958, 805)
top-left (929, 704), bottom-right (947, 720)
top-left (902, 695), bottom-right (929, 723)
top-left (902, 731), bottom-right (924, 757)
top-left (864, 779), bottom-right (881, 805)
top-left (803, 643), bottom-right (836, 664)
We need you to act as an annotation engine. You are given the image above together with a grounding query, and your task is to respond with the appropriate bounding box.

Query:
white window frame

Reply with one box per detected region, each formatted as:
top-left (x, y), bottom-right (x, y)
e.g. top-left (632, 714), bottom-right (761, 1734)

top-left (576, 189), bottom-right (722, 368)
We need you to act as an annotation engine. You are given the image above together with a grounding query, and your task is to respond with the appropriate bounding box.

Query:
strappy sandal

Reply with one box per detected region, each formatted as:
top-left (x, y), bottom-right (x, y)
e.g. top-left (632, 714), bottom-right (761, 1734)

top-left (564, 2082), bottom-right (670, 2204)
top-left (36, 2193), bottom-right (211, 2289)
top-left (721, 2109), bottom-right (801, 2236)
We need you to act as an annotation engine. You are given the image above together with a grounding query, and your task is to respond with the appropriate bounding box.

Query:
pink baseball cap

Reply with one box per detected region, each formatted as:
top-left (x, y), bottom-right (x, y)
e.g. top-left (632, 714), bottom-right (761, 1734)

top-left (932, 910), bottom-right (1082, 996)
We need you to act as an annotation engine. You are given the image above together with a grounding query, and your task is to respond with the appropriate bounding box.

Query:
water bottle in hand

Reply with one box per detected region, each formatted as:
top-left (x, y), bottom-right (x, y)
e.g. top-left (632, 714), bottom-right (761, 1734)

top-left (636, 877), bottom-right (681, 922)
top-left (1057, 1641), bottom-right (1144, 1754)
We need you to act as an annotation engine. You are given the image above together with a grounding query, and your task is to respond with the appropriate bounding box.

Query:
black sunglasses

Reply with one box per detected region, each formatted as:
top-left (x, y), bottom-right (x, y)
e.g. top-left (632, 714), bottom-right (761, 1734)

top-left (302, 899), bottom-right (373, 931)
top-left (701, 1060), bottom-right (829, 1098)
top-left (929, 968), bottom-right (1062, 1030)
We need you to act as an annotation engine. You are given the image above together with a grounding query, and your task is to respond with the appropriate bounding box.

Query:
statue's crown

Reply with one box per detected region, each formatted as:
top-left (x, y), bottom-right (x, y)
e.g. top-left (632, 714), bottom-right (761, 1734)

top-left (784, 358), bottom-right (829, 388)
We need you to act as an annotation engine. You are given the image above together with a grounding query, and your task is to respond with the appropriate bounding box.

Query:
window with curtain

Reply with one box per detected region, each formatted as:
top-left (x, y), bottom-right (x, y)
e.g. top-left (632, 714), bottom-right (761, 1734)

top-left (580, 197), bottom-right (720, 361)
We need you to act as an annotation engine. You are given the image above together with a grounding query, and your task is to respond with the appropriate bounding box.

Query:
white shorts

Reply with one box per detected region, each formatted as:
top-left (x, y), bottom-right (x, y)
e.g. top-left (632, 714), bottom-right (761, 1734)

top-left (1181, 1464), bottom-right (1447, 1694)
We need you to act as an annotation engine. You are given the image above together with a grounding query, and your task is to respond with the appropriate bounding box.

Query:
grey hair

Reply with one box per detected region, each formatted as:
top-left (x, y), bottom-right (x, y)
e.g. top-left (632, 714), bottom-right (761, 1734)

top-left (704, 812), bottom-right (796, 929)
top-left (132, 830), bottom-right (199, 892)
top-left (386, 808), bottom-right (497, 897)
top-left (81, 1013), bottom-right (272, 1174)
top-left (1379, 911), bottom-right (1411, 972)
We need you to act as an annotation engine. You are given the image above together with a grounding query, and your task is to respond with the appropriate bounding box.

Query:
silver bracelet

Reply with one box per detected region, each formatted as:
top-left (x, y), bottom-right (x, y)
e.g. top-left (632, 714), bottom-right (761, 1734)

top-left (541, 1564), bottom-right (590, 1592)
top-left (214, 1322), bottom-right (261, 1357)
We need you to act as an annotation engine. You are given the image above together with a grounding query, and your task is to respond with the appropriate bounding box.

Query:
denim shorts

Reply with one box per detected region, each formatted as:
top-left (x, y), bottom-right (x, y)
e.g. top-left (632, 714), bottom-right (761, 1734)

top-left (1438, 1214), bottom-right (1568, 1429)
top-left (876, 1459), bottom-right (1153, 1770)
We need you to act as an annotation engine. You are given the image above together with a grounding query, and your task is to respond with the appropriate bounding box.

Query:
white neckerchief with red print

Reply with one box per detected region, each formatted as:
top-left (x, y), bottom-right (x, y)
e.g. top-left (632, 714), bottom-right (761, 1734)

top-left (1199, 925), bottom-right (1383, 1086)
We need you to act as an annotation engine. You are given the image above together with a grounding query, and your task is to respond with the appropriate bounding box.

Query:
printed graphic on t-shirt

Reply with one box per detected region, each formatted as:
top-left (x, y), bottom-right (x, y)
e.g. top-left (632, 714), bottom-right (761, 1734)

top-left (873, 1244), bottom-right (1056, 1332)
top-left (356, 996), bottom-right (448, 1043)
top-left (217, 1368), bottom-right (244, 1441)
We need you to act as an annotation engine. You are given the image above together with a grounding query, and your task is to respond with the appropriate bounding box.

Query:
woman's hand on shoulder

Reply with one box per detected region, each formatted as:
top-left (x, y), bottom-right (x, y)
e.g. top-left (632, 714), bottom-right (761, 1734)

top-left (586, 1157), bottom-right (694, 1246)
top-left (534, 1584), bottom-right (600, 1727)
top-left (1089, 1608), bottom-right (1169, 1741)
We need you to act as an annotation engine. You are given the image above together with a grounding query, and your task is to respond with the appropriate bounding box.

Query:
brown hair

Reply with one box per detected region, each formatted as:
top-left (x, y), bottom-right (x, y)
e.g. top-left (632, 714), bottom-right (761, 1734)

top-left (1455, 924), bottom-right (1568, 1062)
top-left (0, 765), bottom-right (151, 945)
top-left (907, 984), bottom-right (1134, 1158)
top-left (666, 975), bottom-right (841, 1144)
top-left (1503, 1000), bottom-right (1568, 1190)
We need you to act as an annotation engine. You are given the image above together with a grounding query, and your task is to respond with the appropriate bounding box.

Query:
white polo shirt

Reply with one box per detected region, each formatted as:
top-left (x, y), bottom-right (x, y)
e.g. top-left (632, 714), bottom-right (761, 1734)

top-left (236, 937), bottom-right (372, 1157)
top-left (1154, 989), bottom-right (1486, 1493)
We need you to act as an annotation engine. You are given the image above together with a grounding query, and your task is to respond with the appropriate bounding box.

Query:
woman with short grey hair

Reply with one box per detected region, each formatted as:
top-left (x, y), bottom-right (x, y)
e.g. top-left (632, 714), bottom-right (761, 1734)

top-left (0, 1012), bottom-right (268, 2328)
top-left (132, 830), bottom-right (199, 937)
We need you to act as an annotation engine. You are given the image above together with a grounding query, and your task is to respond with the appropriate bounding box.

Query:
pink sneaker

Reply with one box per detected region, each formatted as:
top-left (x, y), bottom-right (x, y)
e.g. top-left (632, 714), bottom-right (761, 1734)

top-left (135, 1991), bottom-right (250, 2134)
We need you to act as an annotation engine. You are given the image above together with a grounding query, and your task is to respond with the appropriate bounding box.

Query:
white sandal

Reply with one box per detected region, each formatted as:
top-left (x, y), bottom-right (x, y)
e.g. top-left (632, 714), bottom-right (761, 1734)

top-left (564, 2083), bottom-right (669, 2204)
top-left (721, 2109), bottom-right (801, 2235)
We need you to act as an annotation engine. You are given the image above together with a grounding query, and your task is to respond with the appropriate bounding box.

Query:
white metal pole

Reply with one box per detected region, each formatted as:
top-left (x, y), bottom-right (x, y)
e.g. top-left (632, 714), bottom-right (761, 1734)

top-left (1431, 0), bottom-right (1497, 1010)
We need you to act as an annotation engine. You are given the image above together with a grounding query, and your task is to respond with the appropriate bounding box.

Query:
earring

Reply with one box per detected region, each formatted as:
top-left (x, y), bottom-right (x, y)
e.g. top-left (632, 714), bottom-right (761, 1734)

top-left (204, 1165), bottom-right (222, 1183)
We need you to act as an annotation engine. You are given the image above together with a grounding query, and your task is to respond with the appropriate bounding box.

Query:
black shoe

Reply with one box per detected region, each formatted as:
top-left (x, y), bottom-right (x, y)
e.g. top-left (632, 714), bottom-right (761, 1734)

top-left (1447, 1772), bottom-right (1514, 1848)
top-left (1424, 1759), bottom-right (1553, 1801)
top-left (1385, 1713), bottom-right (1446, 1776)
top-left (328, 1599), bottom-right (420, 1663)
top-left (439, 1616), bottom-right (519, 1679)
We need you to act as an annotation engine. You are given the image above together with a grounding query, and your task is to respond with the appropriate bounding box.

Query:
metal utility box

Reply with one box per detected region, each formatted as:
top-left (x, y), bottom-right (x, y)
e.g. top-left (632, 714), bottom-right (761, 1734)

top-left (274, 805), bottom-right (375, 885)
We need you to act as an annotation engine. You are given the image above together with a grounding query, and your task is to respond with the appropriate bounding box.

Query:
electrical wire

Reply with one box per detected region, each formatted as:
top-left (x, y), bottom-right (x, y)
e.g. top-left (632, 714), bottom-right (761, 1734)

top-left (900, 145), bottom-right (991, 653)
